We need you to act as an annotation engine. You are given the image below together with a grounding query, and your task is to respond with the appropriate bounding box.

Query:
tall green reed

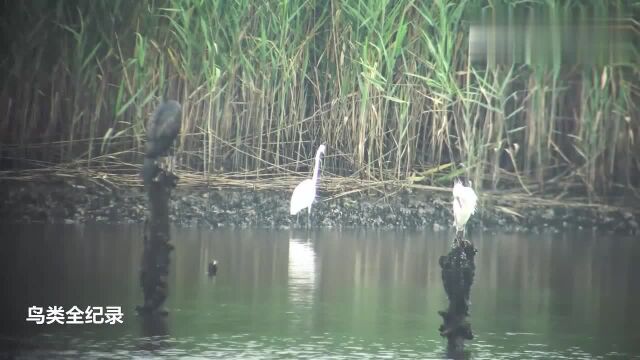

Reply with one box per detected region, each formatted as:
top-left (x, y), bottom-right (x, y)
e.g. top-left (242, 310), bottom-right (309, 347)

top-left (0, 0), bottom-right (637, 199)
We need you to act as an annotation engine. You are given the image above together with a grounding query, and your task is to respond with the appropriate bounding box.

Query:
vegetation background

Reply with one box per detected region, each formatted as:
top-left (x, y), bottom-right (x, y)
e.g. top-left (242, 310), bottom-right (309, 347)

top-left (0, 0), bottom-right (638, 203)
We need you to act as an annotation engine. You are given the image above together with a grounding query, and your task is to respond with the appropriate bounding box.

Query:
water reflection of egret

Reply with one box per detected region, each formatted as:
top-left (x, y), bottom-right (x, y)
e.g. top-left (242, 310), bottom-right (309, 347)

top-left (288, 238), bottom-right (317, 310)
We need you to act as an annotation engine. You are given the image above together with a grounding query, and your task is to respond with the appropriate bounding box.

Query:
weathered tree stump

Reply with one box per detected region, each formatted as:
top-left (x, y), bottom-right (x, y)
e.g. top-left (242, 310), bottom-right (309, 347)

top-left (136, 167), bottom-right (178, 316)
top-left (438, 232), bottom-right (477, 356)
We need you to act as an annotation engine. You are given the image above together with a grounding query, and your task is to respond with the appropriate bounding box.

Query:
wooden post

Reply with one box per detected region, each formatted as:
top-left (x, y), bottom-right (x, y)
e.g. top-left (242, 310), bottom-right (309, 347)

top-left (438, 232), bottom-right (477, 356)
top-left (137, 167), bottom-right (177, 316)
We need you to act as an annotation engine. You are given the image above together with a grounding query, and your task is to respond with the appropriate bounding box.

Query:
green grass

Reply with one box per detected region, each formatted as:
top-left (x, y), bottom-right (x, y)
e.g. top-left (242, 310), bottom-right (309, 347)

top-left (0, 0), bottom-right (638, 200)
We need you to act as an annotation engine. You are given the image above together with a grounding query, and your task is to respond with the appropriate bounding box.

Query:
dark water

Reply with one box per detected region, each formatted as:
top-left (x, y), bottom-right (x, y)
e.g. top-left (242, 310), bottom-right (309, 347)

top-left (1, 224), bottom-right (639, 359)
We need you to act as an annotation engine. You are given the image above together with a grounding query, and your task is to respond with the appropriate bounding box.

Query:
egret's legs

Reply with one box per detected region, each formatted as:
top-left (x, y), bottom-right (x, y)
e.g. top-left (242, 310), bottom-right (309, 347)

top-left (454, 227), bottom-right (472, 247)
top-left (168, 145), bottom-right (176, 173)
top-left (453, 227), bottom-right (465, 247)
top-left (306, 206), bottom-right (311, 229)
top-left (462, 228), bottom-right (472, 246)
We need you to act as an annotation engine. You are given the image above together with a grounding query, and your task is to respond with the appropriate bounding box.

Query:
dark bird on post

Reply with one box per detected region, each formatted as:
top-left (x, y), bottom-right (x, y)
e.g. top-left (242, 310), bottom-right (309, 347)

top-left (143, 100), bottom-right (182, 185)
top-left (146, 100), bottom-right (182, 158)
top-left (208, 260), bottom-right (218, 276)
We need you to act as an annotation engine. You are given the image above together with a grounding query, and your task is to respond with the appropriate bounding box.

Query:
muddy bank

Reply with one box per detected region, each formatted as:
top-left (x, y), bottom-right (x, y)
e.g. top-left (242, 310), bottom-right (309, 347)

top-left (0, 179), bottom-right (638, 235)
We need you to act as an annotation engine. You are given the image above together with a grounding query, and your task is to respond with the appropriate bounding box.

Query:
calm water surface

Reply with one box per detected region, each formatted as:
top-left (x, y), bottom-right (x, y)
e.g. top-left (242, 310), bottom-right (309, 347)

top-left (1, 224), bottom-right (638, 359)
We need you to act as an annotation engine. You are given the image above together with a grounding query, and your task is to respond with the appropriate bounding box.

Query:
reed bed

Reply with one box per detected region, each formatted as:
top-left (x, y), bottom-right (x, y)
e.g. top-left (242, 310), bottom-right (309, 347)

top-left (0, 0), bottom-right (638, 202)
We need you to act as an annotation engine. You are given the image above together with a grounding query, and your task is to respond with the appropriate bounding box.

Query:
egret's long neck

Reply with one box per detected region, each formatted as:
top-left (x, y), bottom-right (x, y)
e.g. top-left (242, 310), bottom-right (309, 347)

top-left (311, 149), bottom-right (323, 183)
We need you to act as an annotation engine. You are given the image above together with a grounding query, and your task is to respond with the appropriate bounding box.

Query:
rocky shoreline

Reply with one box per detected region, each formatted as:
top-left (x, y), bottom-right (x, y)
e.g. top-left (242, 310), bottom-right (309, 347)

top-left (1, 178), bottom-right (638, 235)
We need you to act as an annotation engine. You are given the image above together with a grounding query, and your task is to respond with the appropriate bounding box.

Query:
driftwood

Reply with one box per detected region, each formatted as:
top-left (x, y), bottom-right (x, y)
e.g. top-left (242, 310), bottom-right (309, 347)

top-left (438, 232), bottom-right (477, 356)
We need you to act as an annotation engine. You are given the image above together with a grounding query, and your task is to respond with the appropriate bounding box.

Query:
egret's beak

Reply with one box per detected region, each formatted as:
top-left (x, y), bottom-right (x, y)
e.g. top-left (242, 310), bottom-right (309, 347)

top-left (456, 197), bottom-right (463, 208)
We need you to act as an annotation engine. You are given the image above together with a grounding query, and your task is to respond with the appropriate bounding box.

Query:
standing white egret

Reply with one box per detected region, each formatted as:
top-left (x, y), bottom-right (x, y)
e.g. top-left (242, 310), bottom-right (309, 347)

top-left (452, 178), bottom-right (478, 243)
top-left (290, 144), bottom-right (326, 227)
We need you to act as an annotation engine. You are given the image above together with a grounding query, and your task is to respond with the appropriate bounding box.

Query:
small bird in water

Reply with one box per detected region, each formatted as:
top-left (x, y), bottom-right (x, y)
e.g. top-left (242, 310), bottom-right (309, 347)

top-left (452, 178), bottom-right (478, 245)
top-left (208, 260), bottom-right (218, 276)
top-left (143, 99), bottom-right (182, 185)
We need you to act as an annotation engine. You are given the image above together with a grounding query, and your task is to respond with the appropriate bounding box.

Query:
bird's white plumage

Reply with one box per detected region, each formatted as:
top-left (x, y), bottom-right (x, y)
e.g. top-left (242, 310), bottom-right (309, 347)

top-left (290, 179), bottom-right (317, 215)
top-left (452, 179), bottom-right (478, 232)
top-left (290, 144), bottom-right (326, 216)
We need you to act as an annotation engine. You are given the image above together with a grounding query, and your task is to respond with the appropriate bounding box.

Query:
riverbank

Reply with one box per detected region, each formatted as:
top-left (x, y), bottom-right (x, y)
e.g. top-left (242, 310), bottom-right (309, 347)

top-left (1, 176), bottom-right (638, 235)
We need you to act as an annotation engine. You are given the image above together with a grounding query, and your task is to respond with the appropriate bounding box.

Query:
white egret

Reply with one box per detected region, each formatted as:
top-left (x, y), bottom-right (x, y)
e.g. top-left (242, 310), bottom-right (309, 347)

top-left (452, 178), bottom-right (478, 243)
top-left (290, 144), bottom-right (326, 227)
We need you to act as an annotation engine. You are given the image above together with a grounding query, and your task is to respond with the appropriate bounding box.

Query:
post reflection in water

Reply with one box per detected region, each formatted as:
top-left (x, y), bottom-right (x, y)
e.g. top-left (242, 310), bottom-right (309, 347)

top-left (137, 314), bottom-right (170, 352)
